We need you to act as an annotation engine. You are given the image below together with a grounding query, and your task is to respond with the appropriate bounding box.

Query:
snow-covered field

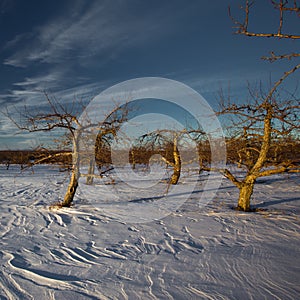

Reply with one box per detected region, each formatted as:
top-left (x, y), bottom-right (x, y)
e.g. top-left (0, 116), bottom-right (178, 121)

top-left (0, 165), bottom-right (299, 299)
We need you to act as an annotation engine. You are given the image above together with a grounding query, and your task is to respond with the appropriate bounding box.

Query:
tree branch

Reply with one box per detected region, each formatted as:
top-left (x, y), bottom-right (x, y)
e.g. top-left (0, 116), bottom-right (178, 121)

top-left (229, 0), bottom-right (300, 39)
top-left (257, 164), bottom-right (300, 177)
top-left (262, 52), bottom-right (300, 62)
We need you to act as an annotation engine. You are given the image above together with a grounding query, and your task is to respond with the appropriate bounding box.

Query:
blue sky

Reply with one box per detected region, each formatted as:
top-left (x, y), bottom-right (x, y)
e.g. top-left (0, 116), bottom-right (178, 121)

top-left (0, 0), bottom-right (299, 149)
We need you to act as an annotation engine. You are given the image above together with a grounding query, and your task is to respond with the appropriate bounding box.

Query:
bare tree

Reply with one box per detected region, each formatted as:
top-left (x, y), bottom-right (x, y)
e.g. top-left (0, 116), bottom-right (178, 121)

top-left (136, 128), bottom-right (204, 186)
top-left (220, 0), bottom-right (300, 211)
top-left (5, 93), bottom-right (128, 207)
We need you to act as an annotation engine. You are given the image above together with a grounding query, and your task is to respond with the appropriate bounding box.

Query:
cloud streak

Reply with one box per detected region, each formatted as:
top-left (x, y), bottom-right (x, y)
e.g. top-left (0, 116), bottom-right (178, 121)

top-left (1, 0), bottom-right (187, 112)
top-left (3, 1), bottom-right (173, 68)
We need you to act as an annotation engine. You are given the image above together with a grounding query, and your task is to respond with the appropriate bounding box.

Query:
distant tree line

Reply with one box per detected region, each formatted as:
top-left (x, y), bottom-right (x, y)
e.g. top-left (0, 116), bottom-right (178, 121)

top-left (226, 135), bottom-right (300, 167)
top-left (0, 149), bottom-right (72, 169)
top-left (1, 135), bottom-right (299, 170)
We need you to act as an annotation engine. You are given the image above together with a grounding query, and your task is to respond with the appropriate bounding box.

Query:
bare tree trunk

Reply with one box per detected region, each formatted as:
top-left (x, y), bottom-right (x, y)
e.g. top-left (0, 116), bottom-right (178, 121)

top-left (62, 170), bottom-right (79, 207)
top-left (198, 143), bottom-right (204, 171)
top-left (86, 158), bottom-right (95, 185)
top-left (170, 137), bottom-right (181, 185)
top-left (237, 178), bottom-right (255, 211)
top-left (131, 150), bottom-right (136, 170)
top-left (61, 132), bottom-right (80, 207)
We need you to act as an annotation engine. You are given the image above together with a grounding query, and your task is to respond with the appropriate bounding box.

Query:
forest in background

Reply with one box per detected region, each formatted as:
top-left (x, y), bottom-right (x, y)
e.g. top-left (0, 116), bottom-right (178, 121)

top-left (1, 135), bottom-right (299, 169)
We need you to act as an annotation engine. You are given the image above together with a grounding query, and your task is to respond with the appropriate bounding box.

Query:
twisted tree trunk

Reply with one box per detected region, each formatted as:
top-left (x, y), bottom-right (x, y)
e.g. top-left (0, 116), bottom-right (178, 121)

top-left (237, 178), bottom-right (255, 211)
top-left (170, 136), bottom-right (181, 185)
top-left (62, 170), bottom-right (79, 207)
top-left (61, 131), bottom-right (80, 207)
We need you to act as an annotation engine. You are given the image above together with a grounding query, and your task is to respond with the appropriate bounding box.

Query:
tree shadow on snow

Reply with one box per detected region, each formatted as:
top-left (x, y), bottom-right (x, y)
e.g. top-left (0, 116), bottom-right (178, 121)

top-left (254, 197), bottom-right (300, 209)
top-left (129, 185), bottom-right (232, 203)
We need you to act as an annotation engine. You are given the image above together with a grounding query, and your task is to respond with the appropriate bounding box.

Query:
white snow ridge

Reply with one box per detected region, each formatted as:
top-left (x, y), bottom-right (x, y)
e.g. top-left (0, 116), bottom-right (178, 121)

top-left (0, 165), bottom-right (299, 299)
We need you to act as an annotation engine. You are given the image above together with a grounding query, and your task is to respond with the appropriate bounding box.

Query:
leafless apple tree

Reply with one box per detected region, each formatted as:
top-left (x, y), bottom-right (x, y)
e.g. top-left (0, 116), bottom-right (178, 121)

top-left (135, 128), bottom-right (205, 186)
top-left (5, 93), bottom-right (128, 207)
top-left (219, 0), bottom-right (300, 211)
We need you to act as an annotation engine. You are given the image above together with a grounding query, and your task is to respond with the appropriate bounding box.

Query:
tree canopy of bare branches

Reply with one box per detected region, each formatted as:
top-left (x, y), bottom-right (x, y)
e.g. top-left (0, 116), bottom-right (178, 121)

top-left (222, 0), bottom-right (300, 211)
top-left (4, 93), bottom-right (129, 207)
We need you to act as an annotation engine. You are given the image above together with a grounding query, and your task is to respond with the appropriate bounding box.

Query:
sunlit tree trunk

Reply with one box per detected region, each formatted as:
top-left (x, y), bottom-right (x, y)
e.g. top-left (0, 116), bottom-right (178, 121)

top-left (237, 179), bottom-right (255, 211)
top-left (236, 111), bottom-right (271, 211)
top-left (170, 136), bottom-right (181, 185)
top-left (61, 131), bottom-right (80, 207)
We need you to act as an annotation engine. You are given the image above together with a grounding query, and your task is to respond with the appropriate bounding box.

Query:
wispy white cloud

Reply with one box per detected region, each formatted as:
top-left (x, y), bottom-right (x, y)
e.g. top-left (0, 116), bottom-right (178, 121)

top-left (2, 0), bottom-right (186, 114)
top-left (3, 1), bottom-right (175, 68)
top-left (13, 72), bottom-right (62, 87)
